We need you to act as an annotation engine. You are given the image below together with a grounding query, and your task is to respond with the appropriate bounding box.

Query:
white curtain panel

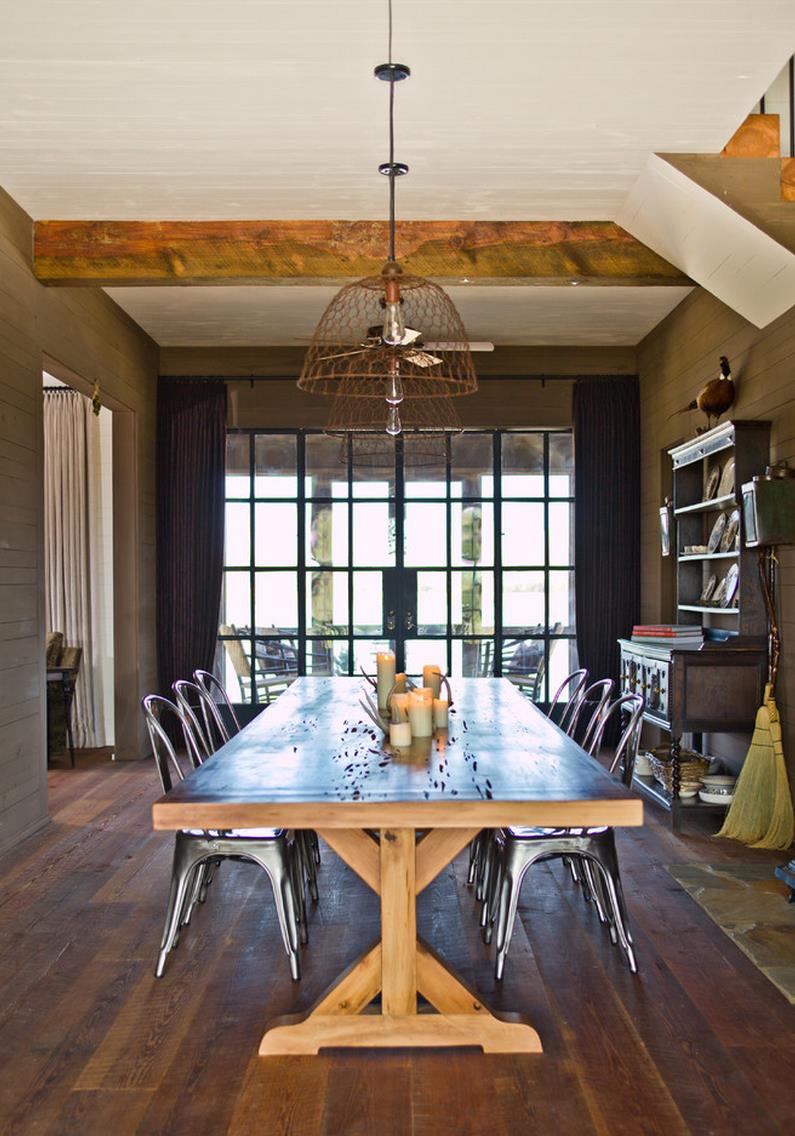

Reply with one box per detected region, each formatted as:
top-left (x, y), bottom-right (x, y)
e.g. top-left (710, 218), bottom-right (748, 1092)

top-left (43, 391), bottom-right (97, 747)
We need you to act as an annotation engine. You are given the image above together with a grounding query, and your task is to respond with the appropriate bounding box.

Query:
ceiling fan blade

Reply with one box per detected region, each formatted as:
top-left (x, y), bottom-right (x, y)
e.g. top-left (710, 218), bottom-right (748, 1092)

top-left (315, 347), bottom-right (373, 362)
top-left (405, 350), bottom-right (443, 368)
top-left (424, 340), bottom-right (495, 352)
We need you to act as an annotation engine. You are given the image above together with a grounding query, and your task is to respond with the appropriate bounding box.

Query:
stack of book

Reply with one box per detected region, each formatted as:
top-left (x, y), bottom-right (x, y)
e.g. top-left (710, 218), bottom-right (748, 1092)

top-left (631, 624), bottom-right (704, 647)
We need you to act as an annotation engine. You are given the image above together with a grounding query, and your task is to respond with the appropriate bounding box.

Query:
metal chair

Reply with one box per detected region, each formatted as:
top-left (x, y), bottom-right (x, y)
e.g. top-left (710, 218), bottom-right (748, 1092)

top-left (483, 692), bottom-right (645, 979)
top-left (194, 668), bottom-right (241, 736)
top-left (566, 678), bottom-right (614, 747)
top-left (548, 668), bottom-right (589, 732)
top-left (143, 694), bottom-right (305, 981)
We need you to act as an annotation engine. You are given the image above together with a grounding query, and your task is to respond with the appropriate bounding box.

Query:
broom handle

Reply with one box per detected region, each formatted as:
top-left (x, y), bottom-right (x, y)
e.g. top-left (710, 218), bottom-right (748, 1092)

top-left (758, 547), bottom-right (780, 694)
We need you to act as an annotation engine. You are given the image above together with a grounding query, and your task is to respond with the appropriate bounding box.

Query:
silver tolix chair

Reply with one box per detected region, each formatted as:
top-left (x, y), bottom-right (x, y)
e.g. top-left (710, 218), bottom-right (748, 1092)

top-left (143, 694), bottom-right (306, 981)
top-left (481, 692), bottom-right (645, 979)
top-left (193, 668), bottom-right (242, 736)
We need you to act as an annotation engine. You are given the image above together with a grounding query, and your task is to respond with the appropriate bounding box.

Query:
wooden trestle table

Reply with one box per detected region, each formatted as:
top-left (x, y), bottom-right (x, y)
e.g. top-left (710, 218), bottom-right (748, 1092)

top-left (152, 676), bottom-right (643, 1055)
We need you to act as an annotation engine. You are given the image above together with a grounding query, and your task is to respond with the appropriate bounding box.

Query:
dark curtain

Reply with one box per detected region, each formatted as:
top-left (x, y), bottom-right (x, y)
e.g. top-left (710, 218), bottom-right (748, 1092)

top-left (156, 379), bottom-right (226, 696)
top-left (573, 376), bottom-right (640, 691)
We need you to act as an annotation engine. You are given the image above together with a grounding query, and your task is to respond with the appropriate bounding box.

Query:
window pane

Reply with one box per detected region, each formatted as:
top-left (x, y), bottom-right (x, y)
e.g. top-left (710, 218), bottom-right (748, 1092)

top-left (549, 502), bottom-right (573, 566)
top-left (352, 502), bottom-right (395, 566)
top-left (254, 572), bottom-right (298, 631)
top-left (502, 502), bottom-right (545, 565)
top-left (452, 570), bottom-right (494, 634)
top-left (225, 434), bottom-right (250, 498)
top-left (404, 502), bottom-right (446, 566)
top-left (254, 434), bottom-right (297, 497)
top-left (451, 639), bottom-right (492, 677)
top-left (502, 433), bottom-right (544, 497)
top-left (255, 503), bottom-right (297, 566)
top-left (549, 434), bottom-right (574, 498)
top-left (353, 639), bottom-right (393, 677)
top-left (252, 637), bottom-right (298, 704)
top-left (405, 638), bottom-right (447, 678)
top-left (549, 570), bottom-right (576, 633)
top-left (306, 434), bottom-right (348, 499)
top-left (547, 639), bottom-right (580, 704)
top-left (306, 639), bottom-right (349, 676)
top-left (306, 502), bottom-right (349, 567)
top-left (451, 503), bottom-right (494, 567)
top-left (502, 636), bottom-right (545, 680)
top-left (417, 571), bottom-right (447, 635)
top-left (225, 502), bottom-right (250, 566)
top-left (221, 571), bottom-right (251, 628)
top-left (404, 438), bottom-right (446, 498)
top-left (307, 570), bottom-right (349, 634)
top-left (450, 433), bottom-right (493, 498)
top-left (502, 570), bottom-right (545, 633)
top-left (352, 571), bottom-right (383, 635)
top-left (352, 437), bottom-right (396, 498)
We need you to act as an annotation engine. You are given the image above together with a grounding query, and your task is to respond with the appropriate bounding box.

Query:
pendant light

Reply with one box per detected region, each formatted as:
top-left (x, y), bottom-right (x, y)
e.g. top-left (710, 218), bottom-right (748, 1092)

top-left (297, 0), bottom-right (478, 442)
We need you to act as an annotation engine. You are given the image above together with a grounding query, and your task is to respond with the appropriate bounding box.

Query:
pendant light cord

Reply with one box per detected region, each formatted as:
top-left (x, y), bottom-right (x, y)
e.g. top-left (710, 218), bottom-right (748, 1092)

top-left (388, 0), bottom-right (397, 261)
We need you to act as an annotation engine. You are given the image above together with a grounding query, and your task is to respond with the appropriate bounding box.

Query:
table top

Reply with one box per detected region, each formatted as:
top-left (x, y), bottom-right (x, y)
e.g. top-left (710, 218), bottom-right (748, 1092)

top-left (152, 677), bottom-right (643, 831)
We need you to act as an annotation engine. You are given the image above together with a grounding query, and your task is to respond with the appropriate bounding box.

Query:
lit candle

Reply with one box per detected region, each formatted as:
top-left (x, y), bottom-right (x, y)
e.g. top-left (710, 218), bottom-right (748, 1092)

top-left (408, 688), bottom-right (434, 738)
top-left (433, 698), bottom-right (449, 729)
top-left (376, 650), bottom-right (396, 712)
top-left (391, 692), bottom-right (410, 723)
top-left (389, 721), bottom-right (412, 748)
top-left (422, 665), bottom-right (442, 699)
top-left (393, 673), bottom-right (407, 694)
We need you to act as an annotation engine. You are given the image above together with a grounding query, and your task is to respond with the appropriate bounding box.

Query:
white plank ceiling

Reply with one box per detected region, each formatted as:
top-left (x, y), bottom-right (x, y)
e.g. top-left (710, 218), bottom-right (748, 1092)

top-left (2, 0), bottom-right (793, 344)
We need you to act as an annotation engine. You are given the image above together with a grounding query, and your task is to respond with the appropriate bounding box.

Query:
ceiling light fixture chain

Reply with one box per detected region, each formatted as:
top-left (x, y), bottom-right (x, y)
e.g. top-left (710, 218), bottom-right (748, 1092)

top-left (296, 0), bottom-right (478, 453)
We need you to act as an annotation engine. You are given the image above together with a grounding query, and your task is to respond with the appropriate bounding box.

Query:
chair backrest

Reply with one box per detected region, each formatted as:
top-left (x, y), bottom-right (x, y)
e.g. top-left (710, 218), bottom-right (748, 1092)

top-left (194, 669), bottom-right (241, 736)
top-left (568, 678), bottom-right (614, 744)
top-left (584, 692), bottom-right (645, 785)
top-left (220, 625), bottom-right (252, 682)
top-left (172, 679), bottom-right (223, 757)
top-left (549, 668), bottom-right (588, 728)
top-left (142, 694), bottom-right (205, 792)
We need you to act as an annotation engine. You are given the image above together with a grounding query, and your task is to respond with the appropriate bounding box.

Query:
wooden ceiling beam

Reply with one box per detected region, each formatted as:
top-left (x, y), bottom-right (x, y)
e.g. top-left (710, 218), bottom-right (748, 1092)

top-left (33, 219), bottom-right (689, 287)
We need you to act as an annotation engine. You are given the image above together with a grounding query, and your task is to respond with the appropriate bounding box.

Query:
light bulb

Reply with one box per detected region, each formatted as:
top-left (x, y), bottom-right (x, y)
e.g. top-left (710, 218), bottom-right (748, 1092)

top-left (385, 404), bottom-right (402, 436)
top-left (386, 372), bottom-right (404, 405)
top-left (382, 278), bottom-right (405, 346)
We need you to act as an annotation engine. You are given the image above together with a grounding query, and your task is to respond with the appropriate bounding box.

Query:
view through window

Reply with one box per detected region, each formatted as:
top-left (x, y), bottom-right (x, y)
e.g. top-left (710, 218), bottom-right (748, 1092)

top-left (219, 430), bottom-right (576, 704)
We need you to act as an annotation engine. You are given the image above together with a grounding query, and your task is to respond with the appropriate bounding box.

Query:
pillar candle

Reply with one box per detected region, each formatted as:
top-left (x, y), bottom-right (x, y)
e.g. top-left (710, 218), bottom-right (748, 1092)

top-left (408, 688), bottom-right (434, 738)
top-left (433, 698), bottom-right (449, 729)
top-left (389, 721), bottom-right (412, 748)
top-left (391, 692), bottom-right (410, 723)
top-left (392, 673), bottom-right (407, 694)
top-left (376, 650), bottom-right (396, 712)
top-left (422, 665), bottom-right (442, 699)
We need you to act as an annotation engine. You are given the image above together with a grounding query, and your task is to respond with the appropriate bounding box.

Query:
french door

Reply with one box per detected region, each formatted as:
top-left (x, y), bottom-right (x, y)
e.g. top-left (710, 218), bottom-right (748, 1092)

top-left (220, 429), bottom-right (576, 704)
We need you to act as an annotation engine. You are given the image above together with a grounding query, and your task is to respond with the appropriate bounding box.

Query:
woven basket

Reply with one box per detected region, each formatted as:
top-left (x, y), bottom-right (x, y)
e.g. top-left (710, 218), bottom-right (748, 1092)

top-left (645, 747), bottom-right (710, 791)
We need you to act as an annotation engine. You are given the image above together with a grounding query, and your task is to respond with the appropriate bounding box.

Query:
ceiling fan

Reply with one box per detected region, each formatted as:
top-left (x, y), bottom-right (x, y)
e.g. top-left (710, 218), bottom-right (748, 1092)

top-left (299, 326), bottom-right (494, 369)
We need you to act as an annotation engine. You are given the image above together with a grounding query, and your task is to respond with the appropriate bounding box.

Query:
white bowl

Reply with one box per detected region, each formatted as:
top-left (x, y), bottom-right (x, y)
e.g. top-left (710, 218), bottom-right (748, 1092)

top-left (701, 774), bottom-right (736, 788)
top-left (699, 789), bottom-right (734, 805)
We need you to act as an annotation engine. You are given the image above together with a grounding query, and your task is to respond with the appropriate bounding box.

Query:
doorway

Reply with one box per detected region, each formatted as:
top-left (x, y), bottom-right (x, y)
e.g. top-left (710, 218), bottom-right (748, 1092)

top-left (219, 429), bottom-right (576, 705)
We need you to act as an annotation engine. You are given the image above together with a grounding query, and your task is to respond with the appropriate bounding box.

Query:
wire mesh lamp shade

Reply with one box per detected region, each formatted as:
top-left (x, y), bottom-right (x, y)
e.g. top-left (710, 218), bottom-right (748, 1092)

top-left (297, 272), bottom-right (478, 399)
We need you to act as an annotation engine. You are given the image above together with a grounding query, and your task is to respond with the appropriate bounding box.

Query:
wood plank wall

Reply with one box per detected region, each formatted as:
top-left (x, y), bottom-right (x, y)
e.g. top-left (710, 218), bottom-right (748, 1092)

top-left (637, 286), bottom-right (795, 780)
top-left (0, 187), bottom-right (158, 854)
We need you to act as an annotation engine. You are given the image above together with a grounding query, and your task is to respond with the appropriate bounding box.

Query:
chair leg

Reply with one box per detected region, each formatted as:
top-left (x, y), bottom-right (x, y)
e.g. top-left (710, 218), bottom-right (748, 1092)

top-left (245, 847), bottom-right (302, 980)
top-left (156, 837), bottom-right (207, 978)
top-left (586, 838), bottom-right (637, 973)
top-left (494, 849), bottom-right (534, 980)
top-left (298, 831), bottom-right (319, 902)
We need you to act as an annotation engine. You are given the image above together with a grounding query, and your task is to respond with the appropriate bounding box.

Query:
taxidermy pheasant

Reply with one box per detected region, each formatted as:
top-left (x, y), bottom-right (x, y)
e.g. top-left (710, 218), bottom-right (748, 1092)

top-left (674, 356), bottom-right (735, 429)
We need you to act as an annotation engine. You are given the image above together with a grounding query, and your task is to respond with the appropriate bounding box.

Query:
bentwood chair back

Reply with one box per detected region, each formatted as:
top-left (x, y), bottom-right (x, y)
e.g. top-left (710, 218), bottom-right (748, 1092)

top-left (143, 694), bottom-right (207, 783)
top-left (141, 693), bottom-right (306, 981)
top-left (569, 679), bottom-right (614, 748)
top-left (173, 678), bottom-right (228, 753)
top-left (194, 669), bottom-right (241, 736)
top-left (548, 668), bottom-right (588, 731)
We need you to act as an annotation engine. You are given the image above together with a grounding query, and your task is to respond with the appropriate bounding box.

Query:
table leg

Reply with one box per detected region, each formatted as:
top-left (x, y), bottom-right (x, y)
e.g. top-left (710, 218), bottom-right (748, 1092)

top-left (258, 827), bottom-right (542, 1056)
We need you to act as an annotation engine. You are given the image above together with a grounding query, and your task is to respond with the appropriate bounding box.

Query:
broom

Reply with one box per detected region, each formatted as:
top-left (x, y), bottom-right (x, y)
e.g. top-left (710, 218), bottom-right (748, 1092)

top-left (717, 550), bottom-right (794, 851)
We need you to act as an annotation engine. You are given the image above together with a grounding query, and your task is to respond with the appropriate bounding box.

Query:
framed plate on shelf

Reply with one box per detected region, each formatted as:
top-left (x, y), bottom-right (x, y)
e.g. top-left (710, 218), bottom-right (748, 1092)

top-left (717, 458), bottom-right (735, 499)
top-left (722, 563), bottom-right (740, 606)
top-left (707, 512), bottom-right (727, 553)
top-left (720, 507), bottom-right (740, 552)
top-left (712, 576), bottom-right (728, 606)
top-left (704, 466), bottom-right (720, 500)
top-left (700, 574), bottom-right (717, 602)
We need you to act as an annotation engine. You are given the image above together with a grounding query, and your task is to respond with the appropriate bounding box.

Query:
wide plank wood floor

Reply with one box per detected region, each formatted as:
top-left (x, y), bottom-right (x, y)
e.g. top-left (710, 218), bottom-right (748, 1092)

top-left (0, 750), bottom-right (792, 1135)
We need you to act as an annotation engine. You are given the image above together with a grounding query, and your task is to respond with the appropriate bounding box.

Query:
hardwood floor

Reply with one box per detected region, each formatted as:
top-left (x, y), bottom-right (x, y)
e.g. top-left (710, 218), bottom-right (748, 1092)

top-left (1, 750), bottom-right (792, 1135)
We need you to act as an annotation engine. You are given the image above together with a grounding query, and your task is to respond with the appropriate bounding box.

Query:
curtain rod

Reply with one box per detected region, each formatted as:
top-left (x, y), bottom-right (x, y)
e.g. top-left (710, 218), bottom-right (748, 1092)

top-left (43, 386), bottom-right (76, 392)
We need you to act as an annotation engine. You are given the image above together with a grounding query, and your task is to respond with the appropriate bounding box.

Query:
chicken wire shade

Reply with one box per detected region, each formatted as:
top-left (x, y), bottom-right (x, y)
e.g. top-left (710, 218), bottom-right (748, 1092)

top-left (297, 270), bottom-right (479, 399)
top-left (327, 379), bottom-right (461, 468)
